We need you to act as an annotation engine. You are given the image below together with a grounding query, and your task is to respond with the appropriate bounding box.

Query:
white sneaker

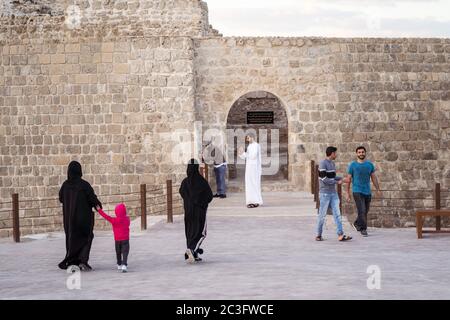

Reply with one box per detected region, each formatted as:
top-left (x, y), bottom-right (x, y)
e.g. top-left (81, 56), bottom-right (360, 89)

top-left (117, 265), bottom-right (122, 272)
top-left (121, 265), bottom-right (128, 273)
top-left (185, 249), bottom-right (195, 264)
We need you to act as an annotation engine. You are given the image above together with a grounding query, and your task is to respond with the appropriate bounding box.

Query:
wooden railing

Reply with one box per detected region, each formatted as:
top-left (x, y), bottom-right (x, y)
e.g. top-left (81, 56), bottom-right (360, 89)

top-left (0, 179), bottom-right (183, 243)
top-left (310, 160), bottom-right (449, 226)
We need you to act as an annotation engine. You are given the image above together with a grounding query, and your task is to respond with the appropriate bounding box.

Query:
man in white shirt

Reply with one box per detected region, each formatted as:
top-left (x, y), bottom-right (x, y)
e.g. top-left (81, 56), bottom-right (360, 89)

top-left (239, 134), bottom-right (263, 208)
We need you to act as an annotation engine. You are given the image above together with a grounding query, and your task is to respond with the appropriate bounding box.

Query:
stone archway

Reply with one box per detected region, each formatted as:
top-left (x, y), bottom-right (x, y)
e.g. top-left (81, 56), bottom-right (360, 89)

top-left (226, 91), bottom-right (289, 184)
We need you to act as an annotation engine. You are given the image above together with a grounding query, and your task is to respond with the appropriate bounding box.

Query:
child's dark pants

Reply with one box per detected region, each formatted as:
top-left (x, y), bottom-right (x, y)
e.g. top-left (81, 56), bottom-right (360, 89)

top-left (115, 240), bottom-right (130, 266)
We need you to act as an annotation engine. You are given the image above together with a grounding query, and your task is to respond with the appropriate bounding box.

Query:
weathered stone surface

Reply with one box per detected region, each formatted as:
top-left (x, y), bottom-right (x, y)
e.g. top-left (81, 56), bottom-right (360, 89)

top-left (0, 1), bottom-right (449, 236)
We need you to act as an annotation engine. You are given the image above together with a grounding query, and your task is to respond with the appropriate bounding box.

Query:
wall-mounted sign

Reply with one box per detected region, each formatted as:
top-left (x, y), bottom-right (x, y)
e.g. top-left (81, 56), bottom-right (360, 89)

top-left (247, 111), bottom-right (274, 124)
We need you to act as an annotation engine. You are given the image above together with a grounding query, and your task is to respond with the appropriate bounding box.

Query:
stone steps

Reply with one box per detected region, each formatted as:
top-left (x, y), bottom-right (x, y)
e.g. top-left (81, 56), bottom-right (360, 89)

top-left (227, 181), bottom-right (301, 193)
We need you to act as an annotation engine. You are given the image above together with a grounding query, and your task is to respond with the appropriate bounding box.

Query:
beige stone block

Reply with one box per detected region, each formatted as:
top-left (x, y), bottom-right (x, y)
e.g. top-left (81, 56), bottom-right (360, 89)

top-left (54, 155), bottom-right (70, 165)
top-left (74, 74), bottom-right (89, 84)
top-left (143, 87), bottom-right (153, 98)
top-left (113, 53), bottom-right (128, 63)
top-left (96, 154), bottom-right (111, 164)
top-left (130, 144), bottom-right (142, 154)
top-left (39, 54), bottom-right (51, 64)
top-left (65, 64), bottom-right (81, 74)
top-left (408, 73), bottom-right (418, 81)
top-left (102, 42), bottom-right (114, 53)
top-left (114, 42), bottom-right (130, 53)
top-left (154, 49), bottom-right (171, 61)
top-left (51, 54), bottom-right (65, 64)
top-left (0, 229), bottom-right (10, 238)
top-left (10, 87), bottom-right (22, 96)
top-left (102, 53), bottom-right (113, 63)
top-left (10, 45), bottom-right (26, 55)
top-left (112, 154), bottom-right (124, 165)
top-left (65, 44), bottom-right (80, 53)
top-left (49, 64), bottom-right (65, 75)
top-left (113, 64), bottom-right (129, 74)
top-left (107, 125), bottom-right (122, 134)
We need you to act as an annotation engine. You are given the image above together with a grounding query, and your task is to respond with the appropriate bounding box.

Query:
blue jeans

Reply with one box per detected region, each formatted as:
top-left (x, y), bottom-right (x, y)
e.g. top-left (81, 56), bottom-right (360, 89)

top-left (214, 165), bottom-right (227, 195)
top-left (317, 192), bottom-right (344, 237)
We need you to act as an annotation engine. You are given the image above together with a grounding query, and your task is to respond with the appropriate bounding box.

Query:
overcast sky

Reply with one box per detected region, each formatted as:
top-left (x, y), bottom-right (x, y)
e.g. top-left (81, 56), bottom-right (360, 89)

top-left (206, 0), bottom-right (450, 38)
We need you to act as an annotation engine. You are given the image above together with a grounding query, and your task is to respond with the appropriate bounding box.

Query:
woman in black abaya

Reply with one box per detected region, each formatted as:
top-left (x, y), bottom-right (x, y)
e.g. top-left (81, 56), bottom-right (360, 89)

top-left (179, 159), bottom-right (213, 263)
top-left (58, 161), bottom-right (102, 271)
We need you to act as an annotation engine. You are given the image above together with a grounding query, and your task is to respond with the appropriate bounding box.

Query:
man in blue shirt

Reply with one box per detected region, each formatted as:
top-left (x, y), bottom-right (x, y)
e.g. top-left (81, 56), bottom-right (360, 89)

top-left (346, 146), bottom-right (381, 237)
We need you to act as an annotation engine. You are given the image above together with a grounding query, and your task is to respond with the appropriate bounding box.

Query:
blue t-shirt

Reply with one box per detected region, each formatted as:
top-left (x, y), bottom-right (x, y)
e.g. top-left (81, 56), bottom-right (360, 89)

top-left (348, 161), bottom-right (375, 195)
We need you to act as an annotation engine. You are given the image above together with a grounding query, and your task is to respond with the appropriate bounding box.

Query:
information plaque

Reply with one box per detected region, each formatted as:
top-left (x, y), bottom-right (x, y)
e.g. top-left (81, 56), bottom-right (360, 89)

top-left (247, 111), bottom-right (274, 124)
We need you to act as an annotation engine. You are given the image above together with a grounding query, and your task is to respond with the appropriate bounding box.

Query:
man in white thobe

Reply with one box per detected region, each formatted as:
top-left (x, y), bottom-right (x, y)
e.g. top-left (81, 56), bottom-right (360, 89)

top-left (239, 135), bottom-right (263, 208)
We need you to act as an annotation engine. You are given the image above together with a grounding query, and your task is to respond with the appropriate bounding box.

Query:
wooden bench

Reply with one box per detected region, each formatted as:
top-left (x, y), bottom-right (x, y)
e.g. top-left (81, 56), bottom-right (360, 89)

top-left (416, 210), bottom-right (450, 239)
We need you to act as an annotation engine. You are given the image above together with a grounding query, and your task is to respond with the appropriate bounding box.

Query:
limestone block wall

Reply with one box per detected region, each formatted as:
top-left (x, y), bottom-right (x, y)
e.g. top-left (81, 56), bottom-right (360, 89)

top-left (194, 36), bottom-right (450, 227)
top-left (194, 37), bottom-right (341, 190)
top-left (0, 26), bottom-right (196, 237)
top-left (332, 38), bottom-right (450, 227)
top-left (0, 0), bottom-right (217, 46)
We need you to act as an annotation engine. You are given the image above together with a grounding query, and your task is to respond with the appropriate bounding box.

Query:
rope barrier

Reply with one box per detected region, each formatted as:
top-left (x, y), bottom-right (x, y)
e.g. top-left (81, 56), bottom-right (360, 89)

top-left (379, 189), bottom-right (433, 192)
top-left (98, 191), bottom-right (140, 197)
top-left (146, 194), bottom-right (167, 200)
top-left (22, 206), bottom-right (61, 211)
top-left (148, 209), bottom-right (167, 215)
top-left (14, 198), bottom-right (59, 203)
top-left (371, 198), bottom-right (435, 200)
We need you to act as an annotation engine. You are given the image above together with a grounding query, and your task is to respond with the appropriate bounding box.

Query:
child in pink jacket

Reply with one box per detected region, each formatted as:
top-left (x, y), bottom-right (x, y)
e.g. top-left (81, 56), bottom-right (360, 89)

top-left (96, 203), bottom-right (130, 273)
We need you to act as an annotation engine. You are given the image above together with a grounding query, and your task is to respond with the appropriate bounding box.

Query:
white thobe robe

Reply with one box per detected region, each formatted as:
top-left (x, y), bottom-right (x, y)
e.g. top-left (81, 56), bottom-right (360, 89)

top-left (239, 142), bottom-right (263, 205)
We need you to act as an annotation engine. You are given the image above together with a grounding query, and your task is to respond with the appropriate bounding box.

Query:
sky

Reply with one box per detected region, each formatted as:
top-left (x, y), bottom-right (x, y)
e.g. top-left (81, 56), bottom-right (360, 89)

top-left (205, 0), bottom-right (450, 38)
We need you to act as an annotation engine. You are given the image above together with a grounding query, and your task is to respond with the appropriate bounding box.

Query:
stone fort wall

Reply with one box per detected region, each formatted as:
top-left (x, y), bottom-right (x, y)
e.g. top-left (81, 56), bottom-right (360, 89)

top-left (0, 0), bottom-right (213, 237)
top-left (0, 0), bottom-right (449, 237)
top-left (194, 36), bottom-right (450, 227)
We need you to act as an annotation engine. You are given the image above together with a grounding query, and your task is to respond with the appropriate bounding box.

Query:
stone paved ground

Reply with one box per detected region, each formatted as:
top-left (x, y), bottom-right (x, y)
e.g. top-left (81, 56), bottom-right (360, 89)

top-left (1, 192), bottom-right (450, 300)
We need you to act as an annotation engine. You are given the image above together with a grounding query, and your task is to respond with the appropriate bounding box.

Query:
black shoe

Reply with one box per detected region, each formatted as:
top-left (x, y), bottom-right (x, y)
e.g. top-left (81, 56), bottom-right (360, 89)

top-left (196, 248), bottom-right (204, 255)
top-left (361, 230), bottom-right (368, 237)
top-left (213, 194), bottom-right (220, 198)
top-left (195, 257), bottom-right (203, 262)
top-left (219, 194), bottom-right (227, 199)
top-left (350, 222), bottom-right (361, 232)
top-left (79, 263), bottom-right (93, 271)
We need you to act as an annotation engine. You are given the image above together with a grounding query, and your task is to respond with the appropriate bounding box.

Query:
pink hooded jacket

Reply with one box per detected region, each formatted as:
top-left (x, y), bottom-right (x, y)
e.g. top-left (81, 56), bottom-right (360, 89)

top-left (98, 204), bottom-right (130, 241)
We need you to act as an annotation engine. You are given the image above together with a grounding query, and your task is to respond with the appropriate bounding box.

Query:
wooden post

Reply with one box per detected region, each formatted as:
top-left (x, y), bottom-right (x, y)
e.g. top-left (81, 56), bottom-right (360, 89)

top-left (140, 184), bottom-right (147, 231)
top-left (315, 165), bottom-right (320, 210)
top-left (311, 160), bottom-right (315, 195)
top-left (435, 183), bottom-right (441, 231)
top-left (12, 193), bottom-right (20, 243)
top-left (167, 180), bottom-right (173, 223)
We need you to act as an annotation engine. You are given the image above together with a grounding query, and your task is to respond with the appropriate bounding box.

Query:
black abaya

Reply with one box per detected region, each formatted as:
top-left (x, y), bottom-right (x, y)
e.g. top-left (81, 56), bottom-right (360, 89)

top-left (179, 160), bottom-right (213, 252)
top-left (58, 161), bottom-right (102, 269)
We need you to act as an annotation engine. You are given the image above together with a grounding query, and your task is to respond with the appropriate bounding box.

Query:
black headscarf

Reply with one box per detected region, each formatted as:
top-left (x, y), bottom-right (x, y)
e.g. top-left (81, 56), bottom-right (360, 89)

top-left (180, 159), bottom-right (213, 209)
top-left (187, 158), bottom-right (201, 187)
top-left (67, 161), bottom-right (82, 181)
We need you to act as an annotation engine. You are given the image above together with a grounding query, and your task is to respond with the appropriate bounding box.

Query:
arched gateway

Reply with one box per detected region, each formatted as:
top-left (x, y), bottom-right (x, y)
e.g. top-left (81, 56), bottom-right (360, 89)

top-left (226, 91), bottom-right (289, 185)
